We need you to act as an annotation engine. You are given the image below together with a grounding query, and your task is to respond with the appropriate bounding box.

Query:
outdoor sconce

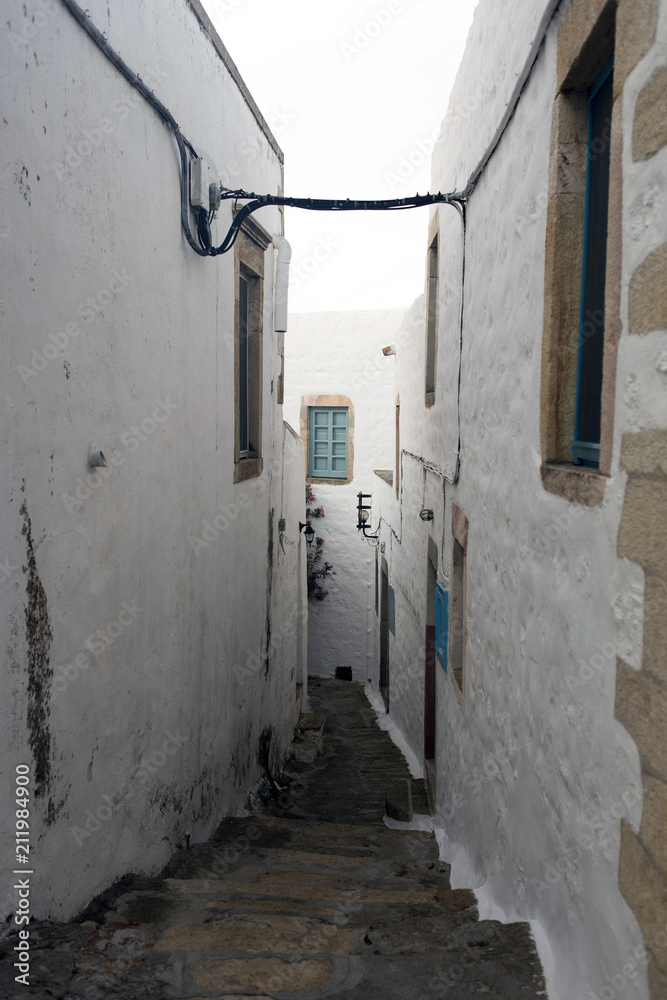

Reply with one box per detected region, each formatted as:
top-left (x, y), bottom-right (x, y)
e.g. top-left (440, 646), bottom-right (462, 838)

top-left (357, 492), bottom-right (380, 540)
top-left (299, 522), bottom-right (315, 545)
top-left (419, 508), bottom-right (434, 521)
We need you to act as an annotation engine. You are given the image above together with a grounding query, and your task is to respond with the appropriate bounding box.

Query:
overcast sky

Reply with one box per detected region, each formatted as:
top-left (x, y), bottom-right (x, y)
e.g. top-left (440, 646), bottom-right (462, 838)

top-left (201, 0), bottom-right (479, 312)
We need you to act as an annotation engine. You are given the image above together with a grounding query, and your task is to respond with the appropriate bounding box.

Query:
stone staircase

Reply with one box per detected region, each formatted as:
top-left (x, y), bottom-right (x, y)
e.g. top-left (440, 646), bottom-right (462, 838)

top-left (0, 680), bottom-right (546, 999)
top-left (8, 813), bottom-right (545, 999)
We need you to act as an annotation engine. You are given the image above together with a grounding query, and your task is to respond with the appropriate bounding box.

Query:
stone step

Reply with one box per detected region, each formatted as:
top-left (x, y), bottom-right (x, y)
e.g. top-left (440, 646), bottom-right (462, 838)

top-left (170, 827), bottom-right (450, 897)
top-left (385, 777), bottom-right (434, 821)
top-left (411, 777), bottom-right (433, 816)
top-left (242, 814), bottom-right (430, 836)
top-left (165, 875), bottom-right (452, 906)
top-left (0, 679), bottom-right (546, 999)
top-left (385, 778), bottom-right (413, 821)
top-left (288, 711), bottom-right (325, 762)
top-left (72, 853), bottom-right (541, 1000)
top-left (153, 913), bottom-right (360, 956)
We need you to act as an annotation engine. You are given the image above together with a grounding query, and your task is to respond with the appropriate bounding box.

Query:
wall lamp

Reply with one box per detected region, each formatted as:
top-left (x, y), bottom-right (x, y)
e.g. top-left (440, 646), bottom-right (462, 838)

top-left (419, 508), bottom-right (434, 521)
top-left (357, 492), bottom-right (379, 540)
top-left (299, 522), bottom-right (315, 545)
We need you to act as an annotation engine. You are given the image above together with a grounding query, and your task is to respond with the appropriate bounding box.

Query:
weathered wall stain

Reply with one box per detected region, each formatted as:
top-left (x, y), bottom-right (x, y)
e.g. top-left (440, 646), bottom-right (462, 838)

top-left (16, 164), bottom-right (31, 206)
top-left (264, 507), bottom-right (274, 677)
top-left (20, 498), bottom-right (53, 804)
top-left (257, 725), bottom-right (273, 774)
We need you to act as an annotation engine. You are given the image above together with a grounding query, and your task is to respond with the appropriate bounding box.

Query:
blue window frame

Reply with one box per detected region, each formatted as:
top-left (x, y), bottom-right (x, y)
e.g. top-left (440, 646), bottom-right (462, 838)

top-left (435, 581), bottom-right (448, 670)
top-left (573, 58), bottom-right (613, 468)
top-left (309, 406), bottom-right (348, 479)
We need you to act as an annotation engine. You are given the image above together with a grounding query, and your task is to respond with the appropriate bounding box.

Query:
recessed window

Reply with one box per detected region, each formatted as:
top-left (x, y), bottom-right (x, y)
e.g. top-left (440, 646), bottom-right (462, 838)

top-left (450, 539), bottom-right (466, 693)
top-left (388, 584), bottom-right (396, 636)
top-left (449, 504), bottom-right (468, 703)
top-left (573, 59), bottom-right (613, 468)
top-left (425, 233), bottom-right (439, 404)
top-left (301, 395), bottom-right (354, 484)
top-left (308, 406), bottom-right (348, 479)
top-left (234, 217), bottom-right (271, 483)
top-left (380, 557), bottom-right (390, 710)
top-left (395, 398), bottom-right (400, 498)
top-left (238, 272), bottom-right (250, 456)
top-left (539, 0), bottom-right (618, 503)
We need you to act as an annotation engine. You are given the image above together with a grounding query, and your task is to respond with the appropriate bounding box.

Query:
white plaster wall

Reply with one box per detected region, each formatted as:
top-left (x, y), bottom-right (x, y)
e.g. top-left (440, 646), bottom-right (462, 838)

top-left (284, 310), bottom-right (404, 680)
top-left (0, 0), bottom-right (305, 922)
top-left (362, 296), bottom-right (437, 766)
top-left (373, 1), bottom-right (667, 998)
top-left (262, 421), bottom-right (309, 772)
top-left (431, 0), bottom-right (555, 194)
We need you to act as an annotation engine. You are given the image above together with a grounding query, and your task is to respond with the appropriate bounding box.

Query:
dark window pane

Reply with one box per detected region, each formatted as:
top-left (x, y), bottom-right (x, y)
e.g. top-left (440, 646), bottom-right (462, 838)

top-left (574, 62), bottom-right (613, 466)
top-left (239, 274), bottom-right (249, 455)
top-left (425, 236), bottom-right (438, 394)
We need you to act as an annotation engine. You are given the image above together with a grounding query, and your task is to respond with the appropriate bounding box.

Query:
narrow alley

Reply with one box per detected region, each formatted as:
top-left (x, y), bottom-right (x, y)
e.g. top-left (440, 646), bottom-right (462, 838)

top-left (4, 0), bottom-right (666, 997)
top-left (0, 680), bottom-right (546, 999)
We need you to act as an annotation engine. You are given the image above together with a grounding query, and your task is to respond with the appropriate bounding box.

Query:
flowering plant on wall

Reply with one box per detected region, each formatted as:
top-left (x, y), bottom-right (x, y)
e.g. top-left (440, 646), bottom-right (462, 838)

top-left (306, 484), bottom-right (335, 601)
top-left (306, 483), bottom-right (325, 520)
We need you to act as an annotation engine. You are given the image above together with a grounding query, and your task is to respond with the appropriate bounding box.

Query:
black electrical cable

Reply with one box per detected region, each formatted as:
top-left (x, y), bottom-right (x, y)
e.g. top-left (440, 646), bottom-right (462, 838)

top-left (212, 190), bottom-right (466, 256)
top-left (59, 0), bottom-right (467, 258)
top-left (174, 132), bottom-right (210, 256)
top-left (60, 0), bottom-right (187, 140)
top-left (59, 0), bottom-right (211, 256)
top-left (195, 206), bottom-right (212, 252)
top-left (56, 0), bottom-right (548, 492)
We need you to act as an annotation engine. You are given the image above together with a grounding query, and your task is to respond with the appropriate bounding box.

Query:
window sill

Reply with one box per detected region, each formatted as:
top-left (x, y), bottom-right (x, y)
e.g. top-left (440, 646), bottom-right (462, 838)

top-left (307, 476), bottom-right (350, 486)
top-left (234, 456), bottom-right (263, 483)
top-left (374, 469), bottom-right (394, 487)
top-left (540, 462), bottom-right (608, 506)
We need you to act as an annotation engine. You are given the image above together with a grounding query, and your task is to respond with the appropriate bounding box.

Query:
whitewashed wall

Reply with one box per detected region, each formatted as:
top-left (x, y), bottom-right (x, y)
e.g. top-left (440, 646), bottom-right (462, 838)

top-left (374, 1), bottom-right (665, 999)
top-left (284, 310), bottom-right (404, 680)
top-left (0, 0), bottom-right (304, 922)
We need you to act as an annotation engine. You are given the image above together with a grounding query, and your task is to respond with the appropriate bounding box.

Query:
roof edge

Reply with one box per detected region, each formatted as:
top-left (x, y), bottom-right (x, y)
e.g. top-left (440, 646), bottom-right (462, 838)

top-left (186, 0), bottom-right (284, 164)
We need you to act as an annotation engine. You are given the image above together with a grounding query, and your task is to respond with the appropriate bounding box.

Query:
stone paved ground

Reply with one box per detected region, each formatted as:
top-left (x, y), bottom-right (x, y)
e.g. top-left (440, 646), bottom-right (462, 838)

top-left (0, 678), bottom-right (546, 999)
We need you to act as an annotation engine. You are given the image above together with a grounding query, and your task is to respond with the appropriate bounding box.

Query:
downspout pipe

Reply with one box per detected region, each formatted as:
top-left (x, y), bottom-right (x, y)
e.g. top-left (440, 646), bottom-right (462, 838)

top-left (272, 235), bottom-right (292, 333)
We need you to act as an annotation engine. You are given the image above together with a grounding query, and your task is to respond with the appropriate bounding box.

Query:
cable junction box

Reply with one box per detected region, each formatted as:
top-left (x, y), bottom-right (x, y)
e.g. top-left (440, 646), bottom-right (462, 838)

top-left (190, 157), bottom-right (219, 212)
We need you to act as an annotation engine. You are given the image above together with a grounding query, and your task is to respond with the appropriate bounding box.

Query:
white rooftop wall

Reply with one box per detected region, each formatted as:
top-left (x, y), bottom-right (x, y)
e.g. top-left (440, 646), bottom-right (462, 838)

top-left (284, 309), bottom-right (404, 680)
